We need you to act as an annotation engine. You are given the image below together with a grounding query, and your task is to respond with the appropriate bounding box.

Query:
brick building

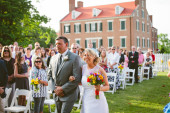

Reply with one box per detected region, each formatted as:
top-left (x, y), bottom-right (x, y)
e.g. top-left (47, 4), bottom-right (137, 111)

top-left (59, 0), bottom-right (158, 51)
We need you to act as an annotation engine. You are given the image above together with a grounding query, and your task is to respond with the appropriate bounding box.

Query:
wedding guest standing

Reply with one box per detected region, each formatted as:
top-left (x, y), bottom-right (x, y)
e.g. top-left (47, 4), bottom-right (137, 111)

top-left (0, 59), bottom-right (8, 113)
top-left (47, 49), bottom-right (56, 67)
top-left (25, 48), bottom-right (32, 68)
top-left (137, 47), bottom-right (144, 65)
top-left (119, 49), bottom-right (125, 65)
top-left (128, 46), bottom-right (139, 83)
top-left (31, 57), bottom-right (48, 113)
top-left (31, 42), bottom-right (40, 56)
top-left (32, 47), bottom-right (41, 67)
top-left (124, 51), bottom-right (129, 69)
top-left (70, 43), bottom-right (78, 54)
top-left (14, 52), bottom-right (29, 106)
top-left (144, 52), bottom-right (153, 78)
top-left (41, 48), bottom-right (48, 68)
top-left (149, 49), bottom-right (155, 62)
top-left (99, 50), bottom-right (108, 72)
top-left (108, 46), bottom-right (121, 89)
top-left (1, 46), bottom-right (15, 107)
top-left (78, 48), bottom-right (86, 66)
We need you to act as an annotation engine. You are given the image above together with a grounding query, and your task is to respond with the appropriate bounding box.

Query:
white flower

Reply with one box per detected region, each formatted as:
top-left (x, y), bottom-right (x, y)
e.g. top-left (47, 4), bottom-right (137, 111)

top-left (64, 55), bottom-right (68, 61)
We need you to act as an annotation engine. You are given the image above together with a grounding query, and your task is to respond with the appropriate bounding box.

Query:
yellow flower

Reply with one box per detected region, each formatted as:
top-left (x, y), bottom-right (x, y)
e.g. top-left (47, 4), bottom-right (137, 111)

top-left (89, 75), bottom-right (93, 79)
top-left (36, 78), bottom-right (38, 81)
top-left (34, 81), bottom-right (39, 85)
top-left (31, 79), bottom-right (35, 83)
top-left (99, 75), bottom-right (103, 79)
top-left (161, 59), bottom-right (163, 63)
top-left (93, 80), bottom-right (96, 84)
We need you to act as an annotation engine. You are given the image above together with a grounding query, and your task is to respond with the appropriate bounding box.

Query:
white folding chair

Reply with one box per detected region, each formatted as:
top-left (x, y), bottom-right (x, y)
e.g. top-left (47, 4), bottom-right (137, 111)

top-left (138, 67), bottom-right (143, 83)
top-left (106, 73), bottom-right (117, 94)
top-left (125, 69), bottom-right (135, 86)
top-left (44, 89), bottom-right (56, 113)
top-left (4, 88), bottom-right (12, 107)
top-left (73, 85), bottom-right (84, 109)
top-left (4, 89), bottom-right (32, 113)
top-left (143, 67), bottom-right (150, 80)
top-left (119, 69), bottom-right (126, 89)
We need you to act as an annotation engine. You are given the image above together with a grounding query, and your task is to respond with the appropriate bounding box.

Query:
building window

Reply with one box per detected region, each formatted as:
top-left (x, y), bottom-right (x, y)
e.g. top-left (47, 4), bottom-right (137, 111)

top-left (136, 20), bottom-right (139, 31)
top-left (93, 8), bottom-right (97, 17)
top-left (98, 39), bottom-right (103, 48)
top-left (120, 20), bottom-right (126, 30)
top-left (142, 22), bottom-right (145, 32)
top-left (74, 24), bottom-right (81, 33)
top-left (137, 36), bottom-right (140, 47)
top-left (142, 38), bottom-right (145, 48)
top-left (108, 37), bottom-right (113, 47)
top-left (108, 21), bottom-right (113, 31)
top-left (152, 41), bottom-right (154, 50)
top-left (98, 22), bottom-right (102, 32)
top-left (120, 36), bottom-right (126, 48)
top-left (72, 11), bottom-right (76, 19)
top-left (147, 39), bottom-right (150, 48)
top-left (90, 23), bottom-right (97, 32)
top-left (116, 6), bottom-right (119, 15)
top-left (92, 40), bottom-right (96, 49)
top-left (142, 0), bottom-right (144, 7)
top-left (142, 10), bottom-right (145, 18)
top-left (147, 24), bottom-right (149, 33)
top-left (137, 10), bottom-right (139, 17)
top-left (85, 23), bottom-right (89, 33)
top-left (64, 24), bottom-right (70, 34)
top-left (76, 39), bottom-right (80, 45)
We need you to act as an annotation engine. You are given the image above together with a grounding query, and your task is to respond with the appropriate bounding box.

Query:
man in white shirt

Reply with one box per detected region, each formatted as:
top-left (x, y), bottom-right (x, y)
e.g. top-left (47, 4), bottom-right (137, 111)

top-left (31, 42), bottom-right (40, 56)
top-left (87, 42), bottom-right (99, 57)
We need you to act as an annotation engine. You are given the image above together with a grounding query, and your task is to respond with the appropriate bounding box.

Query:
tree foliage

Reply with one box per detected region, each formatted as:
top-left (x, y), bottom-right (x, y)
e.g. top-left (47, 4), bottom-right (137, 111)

top-left (0, 0), bottom-right (57, 47)
top-left (158, 33), bottom-right (170, 53)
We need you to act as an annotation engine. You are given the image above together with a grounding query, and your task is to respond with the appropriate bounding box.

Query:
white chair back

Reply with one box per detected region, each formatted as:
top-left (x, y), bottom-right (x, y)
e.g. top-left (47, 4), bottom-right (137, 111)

top-left (106, 73), bottom-right (117, 94)
top-left (4, 88), bottom-right (12, 107)
top-left (125, 69), bottom-right (135, 85)
top-left (143, 67), bottom-right (150, 80)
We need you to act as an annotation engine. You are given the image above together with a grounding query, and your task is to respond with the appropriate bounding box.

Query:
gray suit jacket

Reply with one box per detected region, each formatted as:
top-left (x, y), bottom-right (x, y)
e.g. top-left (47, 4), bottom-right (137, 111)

top-left (48, 50), bottom-right (82, 102)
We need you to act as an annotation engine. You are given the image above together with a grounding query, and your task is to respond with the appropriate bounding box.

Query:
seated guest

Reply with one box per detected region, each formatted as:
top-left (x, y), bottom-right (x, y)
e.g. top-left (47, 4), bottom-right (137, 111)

top-left (31, 57), bottom-right (48, 113)
top-left (1, 46), bottom-right (15, 107)
top-left (144, 52), bottom-right (153, 78)
top-left (0, 59), bottom-right (8, 113)
top-left (14, 52), bottom-right (29, 106)
top-left (137, 47), bottom-right (144, 65)
top-left (99, 49), bottom-right (108, 72)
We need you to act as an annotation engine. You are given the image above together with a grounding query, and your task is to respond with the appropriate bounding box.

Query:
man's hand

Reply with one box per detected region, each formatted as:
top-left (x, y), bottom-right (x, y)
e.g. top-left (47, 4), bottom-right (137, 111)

top-left (0, 87), bottom-right (4, 94)
top-left (54, 86), bottom-right (64, 97)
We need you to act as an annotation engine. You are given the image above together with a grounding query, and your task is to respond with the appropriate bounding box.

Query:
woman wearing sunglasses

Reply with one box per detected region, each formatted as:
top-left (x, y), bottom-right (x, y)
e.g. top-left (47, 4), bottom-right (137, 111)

top-left (31, 57), bottom-right (48, 113)
top-left (14, 52), bottom-right (29, 106)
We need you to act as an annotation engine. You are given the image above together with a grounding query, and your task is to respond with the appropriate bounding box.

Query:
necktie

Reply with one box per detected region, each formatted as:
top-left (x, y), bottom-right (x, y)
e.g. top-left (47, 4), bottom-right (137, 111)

top-left (59, 55), bottom-right (62, 65)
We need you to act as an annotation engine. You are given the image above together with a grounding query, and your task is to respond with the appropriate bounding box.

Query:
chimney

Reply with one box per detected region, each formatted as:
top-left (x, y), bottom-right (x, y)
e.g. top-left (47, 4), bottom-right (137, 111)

top-left (69, 0), bottom-right (75, 13)
top-left (135, 0), bottom-right (139, 6)
top-left (149, 15), bottom-right (152, 23)
top-left (77, 1), bottom-right (83, 8)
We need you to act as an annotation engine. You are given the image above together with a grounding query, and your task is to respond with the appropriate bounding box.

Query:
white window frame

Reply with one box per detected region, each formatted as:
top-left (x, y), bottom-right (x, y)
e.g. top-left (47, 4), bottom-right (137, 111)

top-left (107, 20), bottom-right (113, 31)
top-left (137, 9), bottom-right (139, 17)
top-left (75, 38), bottom-right (81, 45)
top-left (142, 22), bottom-right (145, 32)
top-left (120, 36), bottom-right (127, 48)
top-left (74, 23), bottom-right (81, 33)
top-left (142, 37), bottom-right (145, 48)
top-left (136, 20), bottom-right (139, 31)
top-left (142, 0), bottom-right (144, 7)
top-left (98, 22), bottom-right (102, 32)
top-left (119, 19), bottom-right (126, 31)
top-left (64, 24), bottom-right (70, 34)
top-left (85, 23), bottom-right (90, 33)
top-left (137, 36), bottom-right (140, 47)
top-left (107, 37), bottom-right (114, 48)
top-left (147, 38), bottom-right (150, 48)
top-left (147, 23), bottom-right (149, 33)
top-left (98, 38), bottom-right (102, 48)
top-left (142, 9), bottom-right (145, 18)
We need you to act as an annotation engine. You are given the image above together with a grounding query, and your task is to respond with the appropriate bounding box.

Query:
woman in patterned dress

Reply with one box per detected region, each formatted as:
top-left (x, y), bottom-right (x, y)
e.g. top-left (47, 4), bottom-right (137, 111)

top-left (31, 57), bottom-right (48, 113)
top-left (108, 46), bottom-right (121, 90)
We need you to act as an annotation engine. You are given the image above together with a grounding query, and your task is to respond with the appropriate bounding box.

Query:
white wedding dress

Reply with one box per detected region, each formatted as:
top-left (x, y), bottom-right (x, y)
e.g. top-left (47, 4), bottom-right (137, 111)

top-left (81, 64), bottom-right (109, 113)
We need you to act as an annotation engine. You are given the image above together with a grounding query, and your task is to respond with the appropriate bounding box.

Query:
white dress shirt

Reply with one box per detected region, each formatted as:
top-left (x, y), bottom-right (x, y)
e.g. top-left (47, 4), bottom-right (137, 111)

top-left (108, 52), bottom-right (120, 68)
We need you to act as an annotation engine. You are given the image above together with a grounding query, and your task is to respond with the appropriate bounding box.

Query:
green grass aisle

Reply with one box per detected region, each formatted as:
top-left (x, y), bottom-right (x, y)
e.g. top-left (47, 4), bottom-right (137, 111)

top-left (43, 72), bottom-right (170, 113)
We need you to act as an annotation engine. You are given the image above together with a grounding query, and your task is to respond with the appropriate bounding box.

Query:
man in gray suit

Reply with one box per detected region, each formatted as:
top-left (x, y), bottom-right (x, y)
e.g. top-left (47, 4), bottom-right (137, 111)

top-left (48, 36), bottom-right (82, 113)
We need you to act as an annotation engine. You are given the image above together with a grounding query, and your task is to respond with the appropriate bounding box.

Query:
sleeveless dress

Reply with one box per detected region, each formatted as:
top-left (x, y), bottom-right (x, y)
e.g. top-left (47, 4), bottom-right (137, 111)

top-left (81, 64), bottom-right (109, 113)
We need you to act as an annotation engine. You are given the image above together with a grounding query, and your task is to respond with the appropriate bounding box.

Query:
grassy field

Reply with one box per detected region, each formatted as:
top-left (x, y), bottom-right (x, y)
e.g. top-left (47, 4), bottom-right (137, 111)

top-left (43, 72), bottom-right (170, 113)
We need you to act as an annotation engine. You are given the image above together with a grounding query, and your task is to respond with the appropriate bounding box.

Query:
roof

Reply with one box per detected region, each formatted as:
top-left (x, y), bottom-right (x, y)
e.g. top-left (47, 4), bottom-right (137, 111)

top-left (61, 1), bottom-right (137, 22)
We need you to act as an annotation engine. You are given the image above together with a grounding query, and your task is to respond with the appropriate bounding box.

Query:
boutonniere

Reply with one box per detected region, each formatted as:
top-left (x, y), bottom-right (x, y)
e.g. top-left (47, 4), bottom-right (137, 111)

top-left (64, 55), bottom-right (69, 61)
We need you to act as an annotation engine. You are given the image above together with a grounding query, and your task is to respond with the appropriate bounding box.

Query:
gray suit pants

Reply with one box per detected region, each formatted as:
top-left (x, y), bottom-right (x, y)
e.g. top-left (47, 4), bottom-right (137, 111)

top-left (55, 99), bottom-right (75, 113)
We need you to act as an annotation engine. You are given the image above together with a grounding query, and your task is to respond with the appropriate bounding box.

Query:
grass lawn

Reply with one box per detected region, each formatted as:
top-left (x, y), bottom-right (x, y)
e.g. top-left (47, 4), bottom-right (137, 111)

top-left (43, 72), bottom-right (170, 113)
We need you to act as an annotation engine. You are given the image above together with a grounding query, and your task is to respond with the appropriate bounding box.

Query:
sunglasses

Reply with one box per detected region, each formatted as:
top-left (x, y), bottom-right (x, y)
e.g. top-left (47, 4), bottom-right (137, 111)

top-left (112, 49), bottom-right (115, 50)
top-left (72, 48), bottom-right (77, 49)
top-left (35, 61), bottom-right (42, 63)
top-left (35, 45), bottom-right (39, 46)
top-left (4, 50), bottom-right (9, 52)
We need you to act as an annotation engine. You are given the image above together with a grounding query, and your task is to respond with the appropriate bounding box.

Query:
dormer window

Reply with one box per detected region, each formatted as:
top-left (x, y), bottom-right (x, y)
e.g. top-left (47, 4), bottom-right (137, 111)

top-left (115, 5), bottom-right (124, 15)
top-left (72, 10), bottom-right (81, 19)
top-left (92, 8), bottom-right (102, 17)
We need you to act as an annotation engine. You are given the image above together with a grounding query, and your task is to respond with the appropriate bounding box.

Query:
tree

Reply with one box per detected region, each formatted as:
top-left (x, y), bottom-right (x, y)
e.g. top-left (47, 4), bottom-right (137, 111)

top-left (158, 33), bottom-right (170, 53)
top-left (0, 0), bottom-right (56, 47)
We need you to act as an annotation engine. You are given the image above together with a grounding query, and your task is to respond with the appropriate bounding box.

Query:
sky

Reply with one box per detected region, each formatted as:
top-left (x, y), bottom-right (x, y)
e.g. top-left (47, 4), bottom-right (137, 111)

top-left (32, 0), bottom-right (170, 38)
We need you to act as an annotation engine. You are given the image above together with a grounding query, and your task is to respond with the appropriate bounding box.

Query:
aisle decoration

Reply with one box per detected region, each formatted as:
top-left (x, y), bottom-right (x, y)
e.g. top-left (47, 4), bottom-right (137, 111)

top-left (118, 65), bottom-right (124, 74)
top-left (87, 72), bottom-right (104, 99)
top-left (31, 77), bottom-right (40, 92)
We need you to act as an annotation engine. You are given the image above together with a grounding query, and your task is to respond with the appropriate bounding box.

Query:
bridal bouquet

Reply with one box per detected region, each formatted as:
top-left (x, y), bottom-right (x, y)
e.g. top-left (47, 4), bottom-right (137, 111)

top-left (87, 72), bottom-right (104, 99)
top-left (118, 65), bottom-right (124, 74)
top-left (31, 77), bottom-right (40, 92)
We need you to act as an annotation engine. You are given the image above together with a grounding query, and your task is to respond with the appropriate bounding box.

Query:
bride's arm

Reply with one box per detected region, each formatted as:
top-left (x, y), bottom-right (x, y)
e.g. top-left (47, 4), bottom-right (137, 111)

top-left (99, 68), bottom-right (109, 92)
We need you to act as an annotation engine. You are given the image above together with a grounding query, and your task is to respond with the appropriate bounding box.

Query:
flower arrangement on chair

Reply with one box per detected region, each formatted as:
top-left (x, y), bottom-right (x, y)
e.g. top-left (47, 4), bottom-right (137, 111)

top-left (31, 77), bottom-right (40, 92)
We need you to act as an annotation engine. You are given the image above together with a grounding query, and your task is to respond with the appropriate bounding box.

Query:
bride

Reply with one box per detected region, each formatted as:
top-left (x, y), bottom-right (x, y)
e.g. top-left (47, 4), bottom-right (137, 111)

top-left (81, 48), bottom-right (109, 113)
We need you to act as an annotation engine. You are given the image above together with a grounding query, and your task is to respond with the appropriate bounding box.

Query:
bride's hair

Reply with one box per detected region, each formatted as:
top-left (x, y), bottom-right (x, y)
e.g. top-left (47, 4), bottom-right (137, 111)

top-left (84, 48), bottom-right (100, 65)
